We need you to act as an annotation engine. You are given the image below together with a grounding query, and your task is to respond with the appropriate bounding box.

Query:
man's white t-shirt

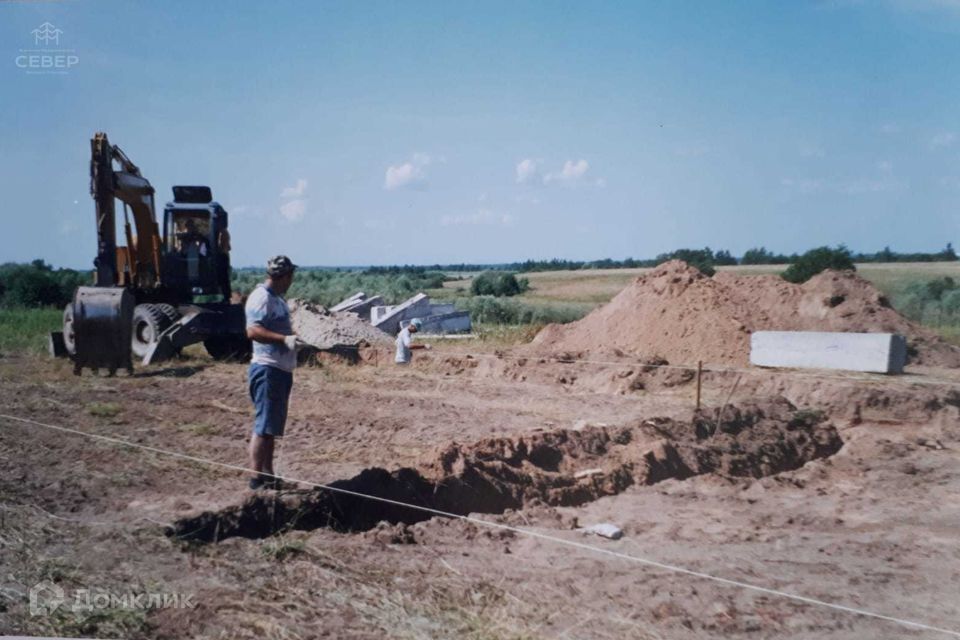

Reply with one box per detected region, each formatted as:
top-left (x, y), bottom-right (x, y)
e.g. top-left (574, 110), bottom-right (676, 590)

top-left (245, 284), bottom-right (296, 373)
top-left (395, 327), bottom-right (412, 364)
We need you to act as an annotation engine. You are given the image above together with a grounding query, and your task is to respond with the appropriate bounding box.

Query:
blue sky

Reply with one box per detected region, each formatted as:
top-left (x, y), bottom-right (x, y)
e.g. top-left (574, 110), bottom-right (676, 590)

top-left (2, 1), bottom-right (959, 268)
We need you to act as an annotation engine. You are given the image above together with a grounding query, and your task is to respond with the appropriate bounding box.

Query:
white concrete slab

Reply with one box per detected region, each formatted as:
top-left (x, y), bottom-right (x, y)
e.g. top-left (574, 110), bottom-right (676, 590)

top-left (371, 293), bottom-right (432, 335)
top-left (750, 331), bottom-right (907, 374)
top-left (330, 292), bottom-right (366, 312)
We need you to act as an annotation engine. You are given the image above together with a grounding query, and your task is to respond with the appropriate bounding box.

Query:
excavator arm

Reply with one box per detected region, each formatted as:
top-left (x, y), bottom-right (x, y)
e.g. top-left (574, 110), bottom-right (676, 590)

top-left (90, 132), bottom-right (161, 288)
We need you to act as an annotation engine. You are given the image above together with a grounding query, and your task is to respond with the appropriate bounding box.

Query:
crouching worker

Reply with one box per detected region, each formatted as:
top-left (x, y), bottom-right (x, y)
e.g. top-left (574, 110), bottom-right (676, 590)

top-left (245, 255), bottom-right (301, 490)
top-left (395, 317), bottom-right (431, 365)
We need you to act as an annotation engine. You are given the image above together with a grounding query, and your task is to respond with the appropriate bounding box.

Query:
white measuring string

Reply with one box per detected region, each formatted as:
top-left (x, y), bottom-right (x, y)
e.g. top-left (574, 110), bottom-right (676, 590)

top-left (1, 412), bottom-right (958, 637)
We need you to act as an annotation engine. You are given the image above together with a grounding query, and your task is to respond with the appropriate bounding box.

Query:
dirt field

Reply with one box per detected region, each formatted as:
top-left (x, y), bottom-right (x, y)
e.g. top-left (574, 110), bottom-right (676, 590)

top-left (3, 332), bottom-right (960, 638)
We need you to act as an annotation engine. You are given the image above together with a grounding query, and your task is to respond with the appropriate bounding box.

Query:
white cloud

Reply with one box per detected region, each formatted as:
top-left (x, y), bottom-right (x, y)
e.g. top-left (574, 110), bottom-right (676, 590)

top-left (441, 208), bottom-right (514, 227)
top-left (930, 131), bottom-right (957, 148)
top-left (385, 153), bottom-right (432, 190)
top-left (516, 158), bottom-right (543, 185)
top-left (518, 157), bottom-right (605, 187)
top-left (548, 159), bottom-right (590, 183)
top-left (280, 178), bottom-right (307, 198)
top-left (279, 178), bottom-right (308, 222)
top-left (279, 199), bottom-right (306, 222)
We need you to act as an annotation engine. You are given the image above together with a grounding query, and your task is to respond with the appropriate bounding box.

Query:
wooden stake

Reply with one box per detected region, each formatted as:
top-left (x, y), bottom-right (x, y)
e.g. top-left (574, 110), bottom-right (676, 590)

top-left (695, 360), bottom-right (703, 411)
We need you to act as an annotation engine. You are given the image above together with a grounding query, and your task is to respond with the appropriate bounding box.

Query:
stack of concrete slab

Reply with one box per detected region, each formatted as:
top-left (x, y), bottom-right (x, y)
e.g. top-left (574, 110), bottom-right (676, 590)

top-left (368, 293), bottom-right (472, 336)
top-left (328, 292), bottom-right (385, 322)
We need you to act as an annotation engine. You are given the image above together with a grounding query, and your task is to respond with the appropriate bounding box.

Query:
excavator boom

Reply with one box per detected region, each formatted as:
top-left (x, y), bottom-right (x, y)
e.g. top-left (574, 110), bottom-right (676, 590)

top-left (90, 132), bottom-right (161, 289)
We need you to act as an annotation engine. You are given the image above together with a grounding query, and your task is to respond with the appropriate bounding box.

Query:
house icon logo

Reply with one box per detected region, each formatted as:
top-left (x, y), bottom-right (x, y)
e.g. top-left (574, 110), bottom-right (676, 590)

top-left (29, 580), bottom-right (65, 616)
top-left (31, 22), bottom-right (63, 46)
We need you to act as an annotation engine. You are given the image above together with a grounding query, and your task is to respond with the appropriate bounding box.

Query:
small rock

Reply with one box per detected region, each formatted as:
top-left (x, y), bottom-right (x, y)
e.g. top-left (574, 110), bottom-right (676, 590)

top-left (574, 468), bottom-right (604, 479)
top-left (580, 523), bottom-right (623, 540)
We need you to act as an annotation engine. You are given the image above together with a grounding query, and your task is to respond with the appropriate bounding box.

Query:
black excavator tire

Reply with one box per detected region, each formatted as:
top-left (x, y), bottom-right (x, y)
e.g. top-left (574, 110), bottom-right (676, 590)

top-left (131, 304), bottom-right (173, 359)
top-left (154, 303), bottom-right (182, 326)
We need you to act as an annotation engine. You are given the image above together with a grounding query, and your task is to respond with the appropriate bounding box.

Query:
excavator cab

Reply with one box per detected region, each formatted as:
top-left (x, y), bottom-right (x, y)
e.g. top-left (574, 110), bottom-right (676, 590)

top-left (161, 186), bottom-right (232, 302)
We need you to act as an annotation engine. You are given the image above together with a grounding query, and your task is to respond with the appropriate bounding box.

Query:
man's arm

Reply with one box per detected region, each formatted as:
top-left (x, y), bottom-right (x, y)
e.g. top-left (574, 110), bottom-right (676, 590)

top-left (246, 324), bottom-right (288, 344)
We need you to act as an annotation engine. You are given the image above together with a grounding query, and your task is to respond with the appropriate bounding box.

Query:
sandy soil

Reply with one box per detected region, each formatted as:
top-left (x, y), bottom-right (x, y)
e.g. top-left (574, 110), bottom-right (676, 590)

top-left (2, 342), bottom-right (960, 639)
top-left (533, 261), bottom-right (960, 367)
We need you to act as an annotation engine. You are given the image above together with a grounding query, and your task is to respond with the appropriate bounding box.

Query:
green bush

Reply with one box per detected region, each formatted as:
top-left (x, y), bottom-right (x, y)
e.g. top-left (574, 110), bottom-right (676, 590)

top-left (654, 248), bottom-right (717, 276)
top-left (469, 271), bottom-right (529, 297)
top-left (781, 246), bottom-right (855, 283)
top-left (896, 278), bottom-right (960, 327)
top-left (456, 296), bottom-right (588, 325)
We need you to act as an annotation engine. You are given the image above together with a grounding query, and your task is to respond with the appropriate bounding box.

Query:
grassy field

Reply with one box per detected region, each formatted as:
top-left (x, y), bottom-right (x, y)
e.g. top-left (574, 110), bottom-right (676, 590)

top-left (0, 307), bottom-right (61, 354)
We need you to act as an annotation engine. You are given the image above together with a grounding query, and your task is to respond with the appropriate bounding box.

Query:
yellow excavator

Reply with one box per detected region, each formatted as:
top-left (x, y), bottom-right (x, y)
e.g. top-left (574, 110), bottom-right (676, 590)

top-left (51, 132), bottom-right (248, 374)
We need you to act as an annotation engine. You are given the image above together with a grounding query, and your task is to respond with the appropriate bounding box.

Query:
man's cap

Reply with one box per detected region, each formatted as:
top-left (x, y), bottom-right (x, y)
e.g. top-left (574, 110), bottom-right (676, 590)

top-left (267, 255), bottom-right (298, 277)
top-left (409, 318), bottom-right (423, 330)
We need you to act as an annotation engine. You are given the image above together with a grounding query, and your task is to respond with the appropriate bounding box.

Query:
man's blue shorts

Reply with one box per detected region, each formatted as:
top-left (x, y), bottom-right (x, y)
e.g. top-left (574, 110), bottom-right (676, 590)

top-left (248, 363), bottom-right (293, 437)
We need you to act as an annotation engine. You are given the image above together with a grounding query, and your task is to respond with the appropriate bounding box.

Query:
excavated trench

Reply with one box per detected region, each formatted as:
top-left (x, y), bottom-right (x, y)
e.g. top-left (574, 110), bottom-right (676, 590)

top-left (169, 397), bottom-right (842, 543)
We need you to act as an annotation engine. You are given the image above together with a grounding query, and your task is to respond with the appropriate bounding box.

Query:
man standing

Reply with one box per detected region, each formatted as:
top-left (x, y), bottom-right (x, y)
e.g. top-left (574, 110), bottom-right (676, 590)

top-left (245, 255), bottom-right (299, 490)
top-left (395, 317), bottom-right (431, 365)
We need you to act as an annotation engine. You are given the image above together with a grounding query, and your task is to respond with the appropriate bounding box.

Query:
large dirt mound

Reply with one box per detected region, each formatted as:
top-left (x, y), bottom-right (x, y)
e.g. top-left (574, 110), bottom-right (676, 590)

top-left (288, 299), bottom-right (392, 350)
top-left (532, 260), bottom-right (960, 367)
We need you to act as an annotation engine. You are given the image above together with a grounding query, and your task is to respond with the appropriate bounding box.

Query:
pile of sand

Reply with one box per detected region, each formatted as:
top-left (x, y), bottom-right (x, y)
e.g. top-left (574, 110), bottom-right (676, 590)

top-left (532, 260), bottom-right (960, 367)
top-left (288, 299), bottom-right (392, 351)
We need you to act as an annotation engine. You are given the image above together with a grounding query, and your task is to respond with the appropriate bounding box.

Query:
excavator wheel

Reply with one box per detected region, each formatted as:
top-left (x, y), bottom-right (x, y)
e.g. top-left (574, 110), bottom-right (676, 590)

top-left (131, 304), bottom-right (174, 359)
top-left (62, 304), bottom-right (77, 356)
top-left (203, 335), bottom-right (251, 362)
top-left (154, 303), bottom-right (181, 326)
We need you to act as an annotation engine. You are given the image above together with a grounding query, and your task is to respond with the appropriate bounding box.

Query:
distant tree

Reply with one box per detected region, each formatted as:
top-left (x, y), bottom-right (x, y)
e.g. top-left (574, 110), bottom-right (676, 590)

top-left (713, 249), bottom-right (738, 266)
top-left (0, 261), bottom-right (82, 308)
top-left (781, 246), bottom-right (856, 283)
top-left (938, 243), bottom-right (958, 261)
top-left (741, 247), bottom-right (791, 265)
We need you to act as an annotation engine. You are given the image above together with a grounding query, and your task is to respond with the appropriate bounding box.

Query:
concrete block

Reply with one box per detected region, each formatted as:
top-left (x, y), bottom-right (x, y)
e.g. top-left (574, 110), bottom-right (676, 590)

top-left (427, 302), bottom-right (457, 315)
top-left (417, 311), bottom-right (472, 334)
top-left (370, 305), bottom-right (389, 325)
top-left (331, 292), bottom-right (366, 312)
top-left (371, 293), bottom-right (432, 335)
top-left (750, 331), bottom-right (907, 374)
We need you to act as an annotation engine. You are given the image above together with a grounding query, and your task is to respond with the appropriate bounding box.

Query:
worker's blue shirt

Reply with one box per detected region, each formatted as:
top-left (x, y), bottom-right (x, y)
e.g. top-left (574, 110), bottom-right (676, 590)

top-left (245, 283), bottom-right (296, 373)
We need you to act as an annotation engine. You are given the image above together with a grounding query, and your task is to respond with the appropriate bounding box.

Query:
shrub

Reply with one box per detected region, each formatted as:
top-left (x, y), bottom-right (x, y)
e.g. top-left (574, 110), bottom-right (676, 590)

top-left (654, 248), bottom-right (716, 276)
top-left (470, 271), bottom-right (529, 297)
top-left (781, 246), bottom-right (855, 283)
top-left (455, 296), bottom-right (589, 325)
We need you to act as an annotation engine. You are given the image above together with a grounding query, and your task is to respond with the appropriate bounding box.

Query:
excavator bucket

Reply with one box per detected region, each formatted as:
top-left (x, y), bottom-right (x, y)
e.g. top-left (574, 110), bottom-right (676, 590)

top-left (70, 287), bottom-right (135, 376)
